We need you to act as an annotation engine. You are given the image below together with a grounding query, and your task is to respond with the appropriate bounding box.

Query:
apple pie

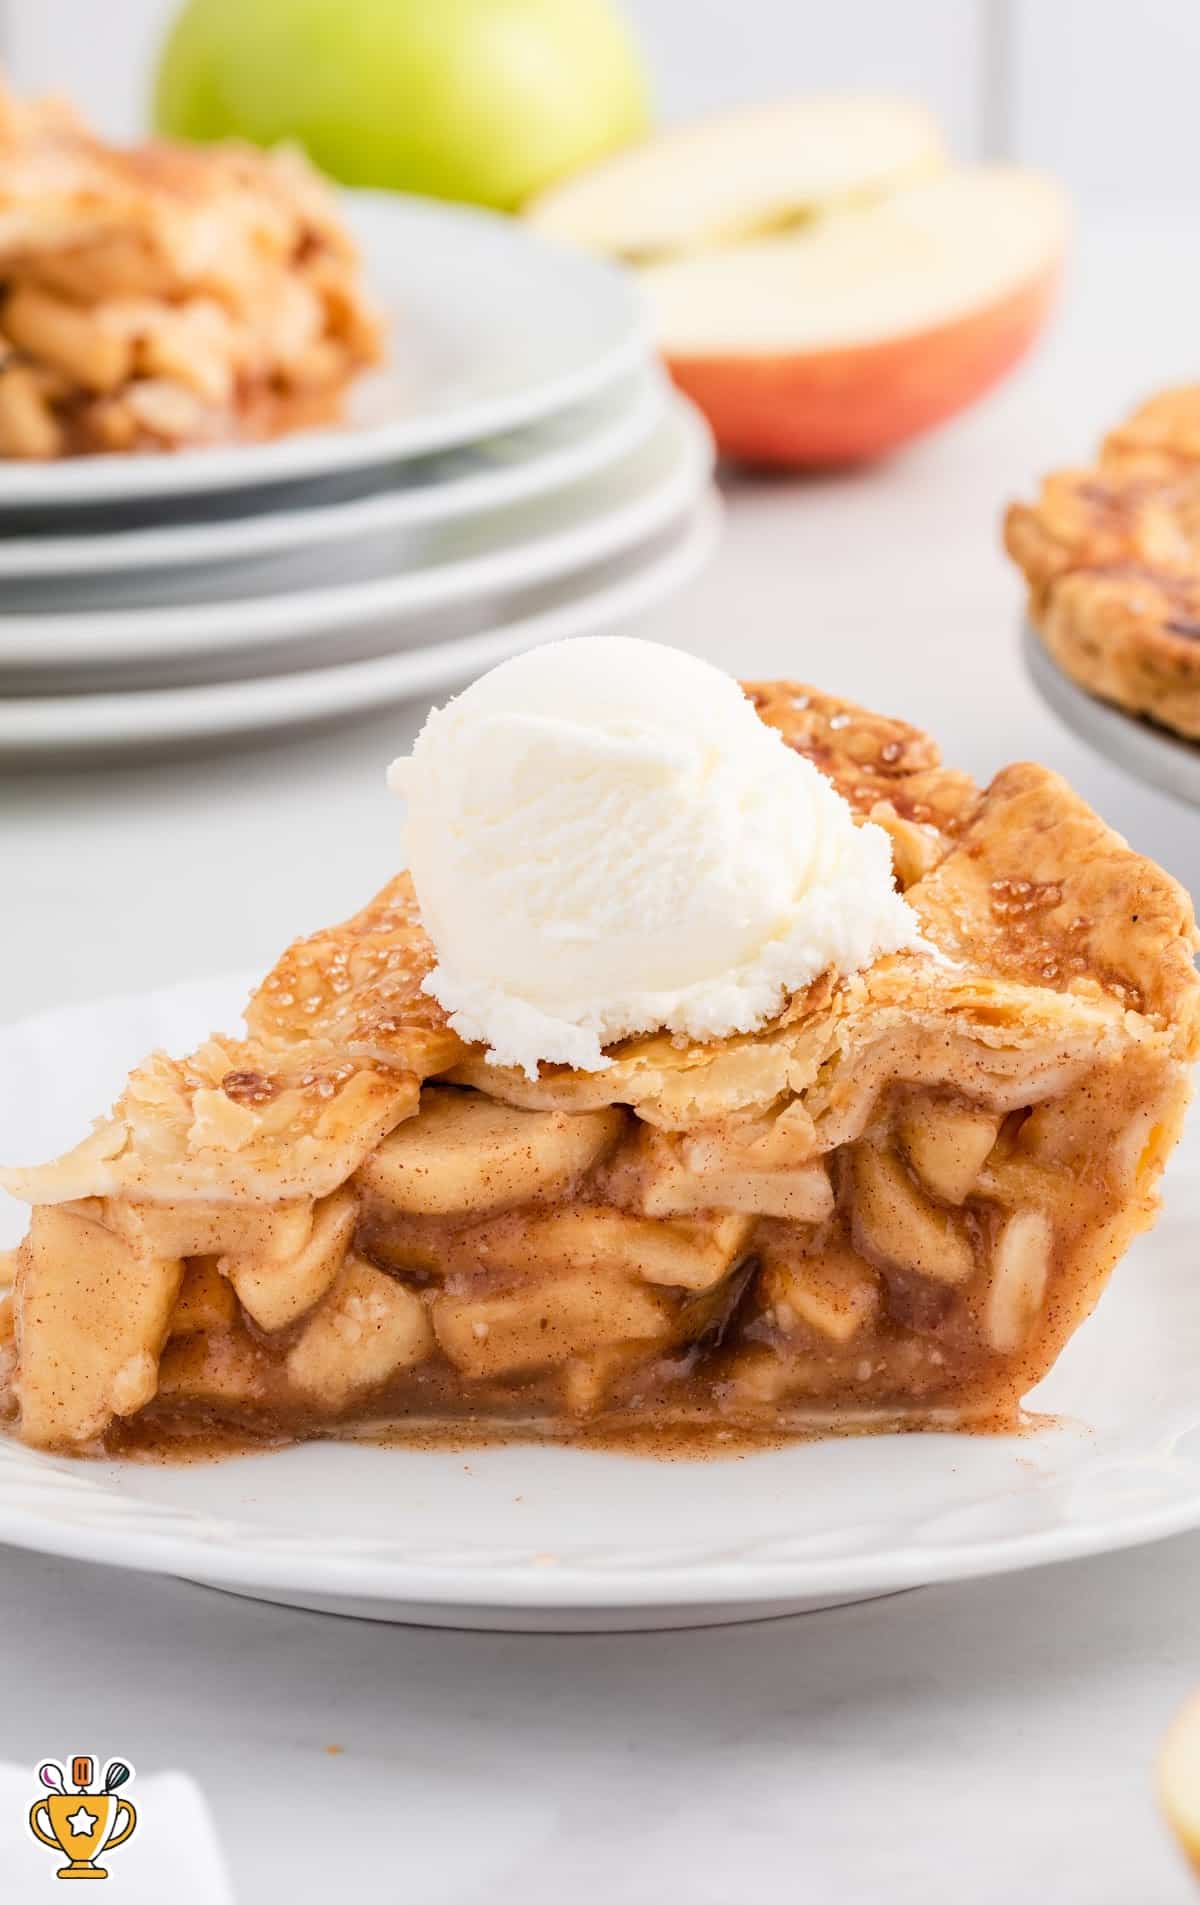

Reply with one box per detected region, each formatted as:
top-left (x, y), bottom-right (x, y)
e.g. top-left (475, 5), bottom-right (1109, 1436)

top-left (0, 80), bottom-right (381, 458)
top-left (1, 683), bottom-right (1196, 1455)
top-left (1007, 386), bottom-right (1200, 739)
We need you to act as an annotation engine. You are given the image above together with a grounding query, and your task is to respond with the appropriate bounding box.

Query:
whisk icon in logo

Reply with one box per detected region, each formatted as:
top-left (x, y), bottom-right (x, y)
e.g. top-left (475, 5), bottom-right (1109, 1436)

top-left (29, 1756), bottom-right (137, 1880)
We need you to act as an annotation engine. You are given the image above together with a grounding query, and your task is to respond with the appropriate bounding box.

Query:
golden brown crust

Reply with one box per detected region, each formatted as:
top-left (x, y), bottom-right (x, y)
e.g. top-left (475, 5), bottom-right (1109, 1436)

top-left (5, 680), bottom-right (1195, 1207)
top-left (911, 760), bottom-right (1200, 1042)
top-left (1006, 387), bottom-right (1200, 739)
top-left (1038, 568), bottom-right (1200, 740)
top-left (1102, 385), bottom-right (1200, 478)
top-left (746, 679), bottom-right (978, 834)
top-left (1005, 471), bottom-right (1200, 603)
top-left (245, 872), bottom-right (465, 1079)
top-left (0, 96), bottom-right (341, 266)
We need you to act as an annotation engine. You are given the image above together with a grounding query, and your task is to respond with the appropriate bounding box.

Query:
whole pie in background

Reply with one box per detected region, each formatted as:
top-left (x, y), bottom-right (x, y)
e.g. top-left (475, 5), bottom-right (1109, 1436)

top-left (1, 682), bottom-right (1195, 1457)
top-left (1006, 386), bottom-right (1200, 741)
top-left (0, 79), bottom-right (382, 459)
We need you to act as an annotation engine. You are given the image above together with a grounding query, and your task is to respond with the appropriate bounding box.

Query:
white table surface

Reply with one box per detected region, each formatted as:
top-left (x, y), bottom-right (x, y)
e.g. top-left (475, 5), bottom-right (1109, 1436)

top-left (2, 217), bottom-right (1200, 1903)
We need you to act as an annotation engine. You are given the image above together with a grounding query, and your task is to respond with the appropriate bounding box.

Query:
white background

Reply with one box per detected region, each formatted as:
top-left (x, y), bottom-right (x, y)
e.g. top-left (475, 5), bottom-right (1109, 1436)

top-left (4, 0), bottom-right (1198, 208)
top-left (4, 6), bottom-right (1200, 1904)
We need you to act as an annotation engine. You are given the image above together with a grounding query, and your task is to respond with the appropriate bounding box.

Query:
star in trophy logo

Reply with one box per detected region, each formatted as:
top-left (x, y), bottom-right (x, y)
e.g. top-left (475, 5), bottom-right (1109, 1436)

top-left (29, 1755), bottom-right (137, 1880)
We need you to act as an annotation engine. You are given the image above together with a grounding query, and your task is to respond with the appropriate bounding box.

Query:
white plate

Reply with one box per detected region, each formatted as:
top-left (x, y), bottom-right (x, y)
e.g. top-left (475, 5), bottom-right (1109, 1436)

top-left (0, 498), bottom-right (719, 758)
top-left (0, 397), bottom-right (712, 679)
top-left (1024, 622), bottom-right (1200, 807)
top-left (0, 192), bottom-right (647, 508)
top-left (1, 968), bottom-right (1199, 1629)
top-left (0, 371), bottom-right (668, 581)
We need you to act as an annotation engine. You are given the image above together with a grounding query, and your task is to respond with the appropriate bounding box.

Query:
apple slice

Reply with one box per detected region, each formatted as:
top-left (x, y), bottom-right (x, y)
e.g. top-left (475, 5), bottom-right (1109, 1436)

top-left (528, 95), bottom-right (947, 258)
top-left (1160, 1690), bottom-right (1200, 1874)
top-left (529, 102), bottom-right (1065, 467)
top-left (643, 169), bottom-right (1065, 464)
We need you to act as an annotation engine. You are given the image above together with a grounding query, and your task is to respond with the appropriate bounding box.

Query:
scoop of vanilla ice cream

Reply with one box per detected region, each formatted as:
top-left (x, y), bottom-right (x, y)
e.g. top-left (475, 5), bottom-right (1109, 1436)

top-left (389, 637), bottom-right (919, 1076)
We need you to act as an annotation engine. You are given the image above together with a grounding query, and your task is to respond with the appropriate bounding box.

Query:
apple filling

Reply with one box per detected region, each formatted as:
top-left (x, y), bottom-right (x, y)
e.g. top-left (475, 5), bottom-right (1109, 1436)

top-left (0, 1038), bottom-right (1183, 1453)
top-left (0, 81), bottom-right (381, 458)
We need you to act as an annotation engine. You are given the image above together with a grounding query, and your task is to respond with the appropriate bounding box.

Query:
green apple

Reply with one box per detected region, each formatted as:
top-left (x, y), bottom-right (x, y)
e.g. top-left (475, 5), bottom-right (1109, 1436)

top-left (154, 0), bottom-right (651, 211)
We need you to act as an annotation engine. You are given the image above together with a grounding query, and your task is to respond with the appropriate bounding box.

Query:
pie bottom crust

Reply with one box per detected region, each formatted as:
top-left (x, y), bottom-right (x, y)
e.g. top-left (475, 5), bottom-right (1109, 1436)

top-left (1, 683), bottom-right (1197, 1457)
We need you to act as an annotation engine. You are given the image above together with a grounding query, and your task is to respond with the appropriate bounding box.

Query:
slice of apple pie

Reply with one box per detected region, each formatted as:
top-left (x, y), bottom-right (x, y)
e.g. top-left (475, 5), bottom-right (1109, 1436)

top-left (0, 80), bottom-right (381, 458)
top-left (1, 683), bottom-right (1196, 1454)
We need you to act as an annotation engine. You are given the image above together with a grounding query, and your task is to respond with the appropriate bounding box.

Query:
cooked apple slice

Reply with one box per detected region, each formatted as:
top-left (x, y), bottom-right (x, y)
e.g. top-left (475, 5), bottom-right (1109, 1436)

top-left (356, 1087), bottom-right (621, 1217)
top-left (16, 1206), bottom-right (182, 1447)
top-left (849, 1143), bottom-right (975, 1285)
top-left (224, 1187), bottom-right (357, 1334)
top-left (434, 1273), bottom-right (675, 1382)
top-left (528, 95), bottom-right (945, 259)
top-left (169, 1257), bottom-right (238, 1339)
top-left (157, 1325), bottom-right (269, 1412)
top-left (897, 1098), bottom-right (1001, 1205)
top-left (286, 1257), bottom-right (433, 1410)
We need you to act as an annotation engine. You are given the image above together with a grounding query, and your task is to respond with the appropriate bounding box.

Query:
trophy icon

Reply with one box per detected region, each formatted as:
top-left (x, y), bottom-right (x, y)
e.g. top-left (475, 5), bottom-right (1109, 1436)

top-left (29, 1757), bottom-right (137, 1880)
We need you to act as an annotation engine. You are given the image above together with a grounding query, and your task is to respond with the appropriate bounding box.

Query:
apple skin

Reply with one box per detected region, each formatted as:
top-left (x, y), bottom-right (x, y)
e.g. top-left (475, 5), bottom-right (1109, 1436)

top-left (663, 260), bottom-right (1060, 468)
top-left (154, 0), bottom-right (650, 211)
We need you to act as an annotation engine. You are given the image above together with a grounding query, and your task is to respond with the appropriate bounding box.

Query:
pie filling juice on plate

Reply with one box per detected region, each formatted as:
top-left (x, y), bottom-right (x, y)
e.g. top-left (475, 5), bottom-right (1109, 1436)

top-left (1, 637), bottom-right (1196, 1457)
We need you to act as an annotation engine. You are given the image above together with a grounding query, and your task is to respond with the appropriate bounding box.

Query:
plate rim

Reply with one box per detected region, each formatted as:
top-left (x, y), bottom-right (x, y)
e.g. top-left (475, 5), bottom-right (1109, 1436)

top-left (1023, 620), bottom-right (1200, 808)
top-left (0, 495), bottom-right (722, 751)
top-left (1, 972), bottom-right (1199, 1612)
top-left (0, 397), bottom-right (713, 667)
top-left (1, 1465), bottom-right (1200, 1609)
top-left (0, 190), bottom-right (649, 507)
top-left (0, 370), bottom-right (669, 580)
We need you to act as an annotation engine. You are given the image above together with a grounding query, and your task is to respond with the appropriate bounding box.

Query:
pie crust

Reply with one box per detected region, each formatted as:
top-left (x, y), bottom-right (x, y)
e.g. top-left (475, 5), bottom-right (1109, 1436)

top-left (1007, 387), bottom-right (1200, 739)
top-left (0, 81), bottom-right (381, 457)
top-left (1, 683), bottom-right (1196, 1455)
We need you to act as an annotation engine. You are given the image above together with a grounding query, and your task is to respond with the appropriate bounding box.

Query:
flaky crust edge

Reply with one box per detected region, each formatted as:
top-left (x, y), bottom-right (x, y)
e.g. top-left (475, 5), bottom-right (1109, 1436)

top-left (1034, 569), bottom-right (1200, 741)
top-left (4, 678), bottom-right (1198, 1210)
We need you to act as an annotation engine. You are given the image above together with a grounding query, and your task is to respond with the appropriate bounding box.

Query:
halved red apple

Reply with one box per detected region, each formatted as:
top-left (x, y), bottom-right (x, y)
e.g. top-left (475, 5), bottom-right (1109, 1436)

top-left (530, 96), bottom-right (948, 258)
top-left (529, 100), bottom-right (1067, 467)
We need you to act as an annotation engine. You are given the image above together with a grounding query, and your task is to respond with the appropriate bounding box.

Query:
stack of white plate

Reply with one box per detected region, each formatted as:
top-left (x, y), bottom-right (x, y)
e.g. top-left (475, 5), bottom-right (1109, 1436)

top-left (0, 193), bottom-right (718, 760)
